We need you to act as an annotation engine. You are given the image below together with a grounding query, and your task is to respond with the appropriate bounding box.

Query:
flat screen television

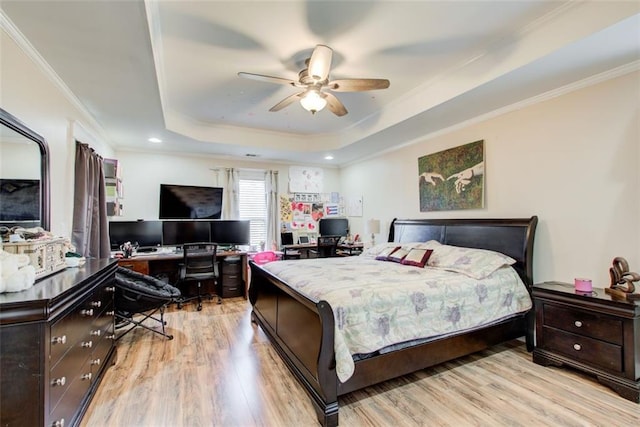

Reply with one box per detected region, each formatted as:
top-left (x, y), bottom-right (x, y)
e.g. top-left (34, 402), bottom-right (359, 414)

top-left (109, 220), bottom-right (163, 250)
top-left (159, 184), bottom-right (223, 219)
top-left (210, 220), bottom-right (251, 246)
top-left (162, 220), bottom-right (211, 246)
top-left (0, 179), bottom-right (40, 223)
top-left (319, 217), bottom-right (349, 237)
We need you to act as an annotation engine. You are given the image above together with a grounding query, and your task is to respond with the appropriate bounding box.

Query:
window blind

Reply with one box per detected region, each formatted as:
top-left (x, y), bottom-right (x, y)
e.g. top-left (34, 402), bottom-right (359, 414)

top-left (239, 175), bottom-right (266, 246)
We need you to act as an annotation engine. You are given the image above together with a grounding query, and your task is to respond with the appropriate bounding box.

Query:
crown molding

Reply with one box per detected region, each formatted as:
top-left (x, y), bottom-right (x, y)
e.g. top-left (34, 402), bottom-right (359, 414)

top-left (1, 10), bottom-right (113, 146)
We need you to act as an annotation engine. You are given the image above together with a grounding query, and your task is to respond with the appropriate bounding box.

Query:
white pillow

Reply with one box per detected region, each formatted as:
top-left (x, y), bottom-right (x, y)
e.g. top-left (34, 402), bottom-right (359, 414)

top-left (427, 244), bottom-right (516, 279)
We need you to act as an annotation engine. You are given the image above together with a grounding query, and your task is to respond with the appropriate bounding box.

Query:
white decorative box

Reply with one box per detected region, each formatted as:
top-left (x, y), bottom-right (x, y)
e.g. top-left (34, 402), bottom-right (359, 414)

top-left (3, 238), bottom-right (67, 279)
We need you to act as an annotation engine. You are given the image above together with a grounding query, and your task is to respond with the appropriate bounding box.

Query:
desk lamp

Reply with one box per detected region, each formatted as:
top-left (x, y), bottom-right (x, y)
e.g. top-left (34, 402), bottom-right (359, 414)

top-left (367, 219), bottom-right (381, 246)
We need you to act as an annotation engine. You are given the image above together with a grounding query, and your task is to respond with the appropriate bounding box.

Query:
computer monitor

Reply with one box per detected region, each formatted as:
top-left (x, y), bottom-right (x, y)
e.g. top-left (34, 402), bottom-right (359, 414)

top-left (109, 220), bottom-right (163, 250)
top-left (162, 220), bottom-right (211, 246)
top-left (281, 231), bottom-right (294, 246)
top-left (210, 220), bottom-right (251, 247)
top-left (318, 217), bottom-right (349, 237)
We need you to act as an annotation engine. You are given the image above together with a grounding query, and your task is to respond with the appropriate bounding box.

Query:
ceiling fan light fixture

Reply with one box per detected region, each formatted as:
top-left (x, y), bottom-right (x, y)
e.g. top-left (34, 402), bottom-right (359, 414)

top-left (300, 90), bottom-right (327, 114)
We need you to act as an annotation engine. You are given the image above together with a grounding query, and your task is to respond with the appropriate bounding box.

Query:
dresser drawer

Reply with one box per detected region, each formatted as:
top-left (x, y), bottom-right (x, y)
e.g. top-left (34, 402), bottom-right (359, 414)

top-left (542, 304), bottom-right (623, 345)
top-left (541, 326), bottom-right (623, 372)
top-left (49, 340), bottom-right (94, 414)
top-left (50, 302), bottom-right (97, 367)
top-left (49, 357), bottom-right (93, 427)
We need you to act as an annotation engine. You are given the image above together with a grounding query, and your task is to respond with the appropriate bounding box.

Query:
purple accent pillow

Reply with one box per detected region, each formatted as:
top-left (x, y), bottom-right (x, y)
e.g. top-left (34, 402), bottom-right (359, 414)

top-left (375, 246), bottom-right (401, 261)
top-left (387, 248), bottom-right (409, 263)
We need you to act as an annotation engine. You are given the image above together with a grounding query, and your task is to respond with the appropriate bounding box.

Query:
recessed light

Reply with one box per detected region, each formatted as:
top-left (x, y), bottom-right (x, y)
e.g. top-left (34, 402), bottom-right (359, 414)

top-left (148, 137), bottom-right (162, 143)
top-left (324, 155), bottom-right (334, 160)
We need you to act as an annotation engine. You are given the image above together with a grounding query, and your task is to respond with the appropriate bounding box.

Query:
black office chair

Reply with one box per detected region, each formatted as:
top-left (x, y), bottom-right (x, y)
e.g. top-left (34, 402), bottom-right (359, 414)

top-left (114, 267), bottom-right (181, 340)
top-left (313, 235), bottom-right (340, 258)
top-left (178, 242), bottom-right (221, 311)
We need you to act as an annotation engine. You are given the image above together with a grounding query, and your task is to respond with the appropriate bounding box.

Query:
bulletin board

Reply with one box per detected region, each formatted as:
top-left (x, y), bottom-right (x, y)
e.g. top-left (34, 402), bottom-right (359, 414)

top-left (279, 192), bottom-right (344, 236)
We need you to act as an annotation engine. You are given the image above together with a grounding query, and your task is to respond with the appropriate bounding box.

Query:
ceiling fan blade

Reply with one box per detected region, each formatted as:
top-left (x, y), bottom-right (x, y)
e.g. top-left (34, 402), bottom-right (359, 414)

top-left (269, 92), bottom-right (304, 112)
top-left (323, 92), bottom-right (348, 117)
top-left (308, 45), bottom-right (333, 81)
top-left (238, 72), bottom-right (297, 86)
top-left (328, 78), bottom-right (390, 92)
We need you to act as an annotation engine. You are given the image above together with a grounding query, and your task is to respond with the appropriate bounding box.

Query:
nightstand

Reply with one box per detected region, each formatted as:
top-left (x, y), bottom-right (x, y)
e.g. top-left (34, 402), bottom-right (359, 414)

top-left (532, 282), bottom-right (639, 402)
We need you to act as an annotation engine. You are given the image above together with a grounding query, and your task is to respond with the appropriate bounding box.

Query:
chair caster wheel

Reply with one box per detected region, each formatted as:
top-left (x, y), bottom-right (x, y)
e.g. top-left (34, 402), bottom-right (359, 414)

top-left (168, 335), bottom-right (174, 340)
top-left (217, 298), bottom-right (222, 305)
top-left (177, 302), bottom-right (183, 309)
top-left (197, 304), bottom-right (202, 311)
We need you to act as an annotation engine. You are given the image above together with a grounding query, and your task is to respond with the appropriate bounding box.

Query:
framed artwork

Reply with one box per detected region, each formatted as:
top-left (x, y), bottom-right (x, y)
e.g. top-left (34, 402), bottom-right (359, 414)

top-left (418, 140), bottom-right (484, 211)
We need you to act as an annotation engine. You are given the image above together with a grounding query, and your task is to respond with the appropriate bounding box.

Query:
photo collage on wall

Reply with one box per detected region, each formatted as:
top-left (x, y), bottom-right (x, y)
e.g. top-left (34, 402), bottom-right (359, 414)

top-left (279, 192), bottom-right (342, 238)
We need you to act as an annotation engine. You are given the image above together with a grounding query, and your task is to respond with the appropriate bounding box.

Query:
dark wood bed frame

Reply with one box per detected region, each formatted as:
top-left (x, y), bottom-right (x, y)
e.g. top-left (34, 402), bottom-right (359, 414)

top-left (249, 217), bottom-right (538, 426)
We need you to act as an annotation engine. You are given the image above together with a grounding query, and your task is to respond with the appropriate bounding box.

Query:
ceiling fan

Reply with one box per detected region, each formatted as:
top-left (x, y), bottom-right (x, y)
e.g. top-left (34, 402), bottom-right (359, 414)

top-left (238, 45), bottom-right (390, 116)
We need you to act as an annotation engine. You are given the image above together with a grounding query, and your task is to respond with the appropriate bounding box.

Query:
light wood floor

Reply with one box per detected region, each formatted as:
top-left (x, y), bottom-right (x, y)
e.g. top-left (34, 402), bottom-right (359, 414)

top-left (82, 298), bottom-right (639, 427)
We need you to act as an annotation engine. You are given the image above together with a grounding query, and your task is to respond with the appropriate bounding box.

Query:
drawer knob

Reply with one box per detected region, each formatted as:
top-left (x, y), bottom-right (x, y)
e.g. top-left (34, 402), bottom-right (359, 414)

top-left (106, 310), bottom-right (115, 316)
top-left (90, 329), bottom-right (102, 337)
top-left (91, 301), bottom-right (102, 308)
top-left (52, 418), bottom-right (65, 427)
top-left (51, 335), bottom-right (67, 345)
top-left (106, 334), bottom-right (116, 340)
top-left (573, 343), bottom-right (582, 351)
top-left (51, 377), bottom-right (66, 387)
top-left (81, 309), bottom-right (94, 317)
top-left (91, 358), bottom-right (101, 366)
top-left (574, 320), bottom-right (583, 328)
top-left (81, 373), bottom-right (92, 381)
top-left (81, 340), bottom-right (93, 348)
top-left (105, 286), bottom-right (116, 292)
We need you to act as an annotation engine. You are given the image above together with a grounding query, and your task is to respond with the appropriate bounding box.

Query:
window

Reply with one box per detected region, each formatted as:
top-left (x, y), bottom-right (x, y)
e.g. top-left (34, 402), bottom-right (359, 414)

top-left (239, 172), bottom-right (267, 247)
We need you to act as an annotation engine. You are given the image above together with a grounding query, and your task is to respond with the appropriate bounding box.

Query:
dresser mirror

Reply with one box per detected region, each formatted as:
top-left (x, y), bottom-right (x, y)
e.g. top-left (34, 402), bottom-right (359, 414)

top-left (0, 108), bottom-right (50, 230)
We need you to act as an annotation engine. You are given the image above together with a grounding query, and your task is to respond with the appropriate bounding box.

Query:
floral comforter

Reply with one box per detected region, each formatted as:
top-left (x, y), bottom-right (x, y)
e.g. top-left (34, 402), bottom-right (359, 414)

top-left (260, 256), bottom-right (532, 382)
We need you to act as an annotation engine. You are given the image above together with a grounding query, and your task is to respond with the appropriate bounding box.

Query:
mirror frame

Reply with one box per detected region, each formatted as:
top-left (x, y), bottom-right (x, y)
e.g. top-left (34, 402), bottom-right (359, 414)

top-left (0, 108), bottom-right (50, 230)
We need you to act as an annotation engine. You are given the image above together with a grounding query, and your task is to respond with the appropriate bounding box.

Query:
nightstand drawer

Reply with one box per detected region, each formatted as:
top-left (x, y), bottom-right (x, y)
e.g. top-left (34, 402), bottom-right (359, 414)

top-left (541, 326), bottom-right (623, 372)
top-left (543, 304), bottom-right (623, 345)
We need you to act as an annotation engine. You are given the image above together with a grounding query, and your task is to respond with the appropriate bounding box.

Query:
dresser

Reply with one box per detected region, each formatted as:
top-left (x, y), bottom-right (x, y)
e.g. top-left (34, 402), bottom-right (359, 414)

top-left (532, 281), bottom-right (639, 402)
top-left (0, 259), bottom-right (118, 427)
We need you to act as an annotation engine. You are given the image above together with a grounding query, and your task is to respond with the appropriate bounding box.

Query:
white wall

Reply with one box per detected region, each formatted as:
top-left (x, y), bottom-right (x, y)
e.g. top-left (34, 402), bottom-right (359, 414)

top-left (1, 28), bottom-right (114, 237)
top-left (342, 71), bottom-right (640, 286)
top-left (114, 150), bottom-right (341, 221)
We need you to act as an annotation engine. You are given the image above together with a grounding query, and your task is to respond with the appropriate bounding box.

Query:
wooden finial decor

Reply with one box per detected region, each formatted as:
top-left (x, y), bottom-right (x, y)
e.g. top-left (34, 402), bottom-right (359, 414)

top-left (606, 257), bottom-right (640, 301)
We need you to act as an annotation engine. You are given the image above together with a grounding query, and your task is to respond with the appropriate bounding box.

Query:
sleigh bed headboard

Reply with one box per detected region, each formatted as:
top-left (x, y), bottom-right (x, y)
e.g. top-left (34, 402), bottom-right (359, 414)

top-left (388, 216), bottom-right (538, 287)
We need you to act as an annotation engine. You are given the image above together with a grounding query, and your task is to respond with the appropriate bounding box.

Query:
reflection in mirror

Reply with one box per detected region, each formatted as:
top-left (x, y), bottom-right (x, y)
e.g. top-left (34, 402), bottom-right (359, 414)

top-left (0, 108), bottom-right (50, 230)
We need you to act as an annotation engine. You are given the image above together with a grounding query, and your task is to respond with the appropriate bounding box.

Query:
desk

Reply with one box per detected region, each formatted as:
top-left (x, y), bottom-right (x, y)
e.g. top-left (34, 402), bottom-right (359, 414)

top-left (117, 250), bottom-right (248, 298)
top-left (281, 242), bottom-right (364, 258)
top-left (282, 243), bottom-right (316, 259)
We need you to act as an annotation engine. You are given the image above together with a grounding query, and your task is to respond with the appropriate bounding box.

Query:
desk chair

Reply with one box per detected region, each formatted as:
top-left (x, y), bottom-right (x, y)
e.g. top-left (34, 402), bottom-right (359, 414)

top-left (313, 235), bottom-right (340, 258)
top-left (178, 242), bottom-right (221, 311)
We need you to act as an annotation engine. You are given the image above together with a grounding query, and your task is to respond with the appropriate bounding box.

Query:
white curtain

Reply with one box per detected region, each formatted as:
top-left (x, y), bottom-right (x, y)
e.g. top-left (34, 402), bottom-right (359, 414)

top-left (222, 168), bottom-right (239, 219)
top-left (265, 170), bottom-right (279, 250)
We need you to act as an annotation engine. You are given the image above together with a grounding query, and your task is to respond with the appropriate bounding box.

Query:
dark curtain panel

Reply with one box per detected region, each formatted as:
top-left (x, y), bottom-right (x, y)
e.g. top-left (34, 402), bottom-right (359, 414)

top-left (71, 141), bottom-right (110, 258)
